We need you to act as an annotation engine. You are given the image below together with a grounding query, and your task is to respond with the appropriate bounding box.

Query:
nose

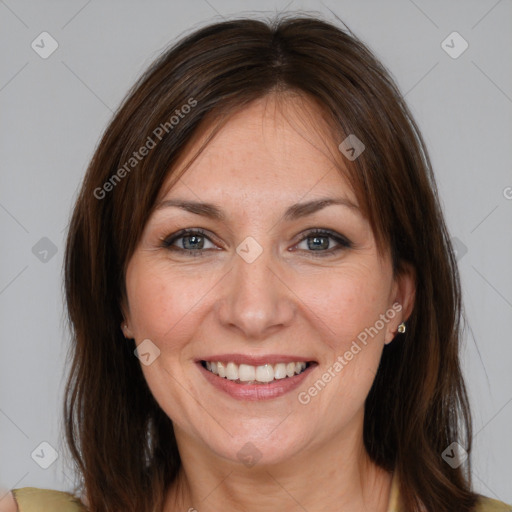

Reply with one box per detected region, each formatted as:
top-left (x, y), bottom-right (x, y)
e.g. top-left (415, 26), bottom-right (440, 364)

top-left (215, 240), bottom-right (296, 341)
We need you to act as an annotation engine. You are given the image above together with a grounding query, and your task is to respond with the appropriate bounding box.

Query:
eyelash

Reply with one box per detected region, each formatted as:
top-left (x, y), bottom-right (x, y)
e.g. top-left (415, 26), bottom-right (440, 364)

top-left (161, 228), bottom-right (352, 258)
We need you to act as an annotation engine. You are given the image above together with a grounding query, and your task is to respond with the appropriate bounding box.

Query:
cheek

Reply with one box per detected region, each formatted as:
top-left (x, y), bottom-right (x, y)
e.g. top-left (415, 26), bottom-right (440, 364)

top-left (125, 259), bottom-right (233, 365)
top-left (129, 275), bottom-right (170, 338)
top-left (296, 265), bottom-right (391, 348)
top-left (125, 260), bottom-right (203, 342)
top-left (299, 267), bottom-right (392, 413)
top-left (295, 270), bottom-right (388, 422)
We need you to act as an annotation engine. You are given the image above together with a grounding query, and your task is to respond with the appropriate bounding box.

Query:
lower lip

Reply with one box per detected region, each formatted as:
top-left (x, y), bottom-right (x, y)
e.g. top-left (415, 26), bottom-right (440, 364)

top-left (197, 362), bottom-right (317, 401)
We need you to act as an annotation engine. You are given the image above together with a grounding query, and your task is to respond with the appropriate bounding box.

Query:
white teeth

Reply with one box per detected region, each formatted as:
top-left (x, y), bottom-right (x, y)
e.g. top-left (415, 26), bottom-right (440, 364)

top-left (238, 364), bottom-right (256, 382)
top-left (203, 360), bottom-right (310, 383)
top-left (256, 364), bottom-right (274, 383)
top-left (217, 361), bottom-right (226, 378)
top-left (226, 362), bottom-right (238, 381)
top-left (273, 363), bottom-right (287, 380)
top-left (295, 362), bottom-right (306, 375)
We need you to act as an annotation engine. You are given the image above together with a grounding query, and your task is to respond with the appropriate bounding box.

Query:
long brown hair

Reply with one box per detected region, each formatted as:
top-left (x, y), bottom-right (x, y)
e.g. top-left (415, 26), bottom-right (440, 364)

top-left (63, 14), bottom-right (479, 511)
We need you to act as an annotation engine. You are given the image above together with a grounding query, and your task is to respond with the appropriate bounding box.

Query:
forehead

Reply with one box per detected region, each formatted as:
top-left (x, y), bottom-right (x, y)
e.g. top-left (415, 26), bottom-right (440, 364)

top-left (159, 94), bottom-right (357, 206)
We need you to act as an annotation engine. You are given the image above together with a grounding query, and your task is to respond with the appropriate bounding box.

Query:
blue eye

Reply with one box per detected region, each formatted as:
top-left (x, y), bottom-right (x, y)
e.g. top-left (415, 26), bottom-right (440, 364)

top-left (162, 228), bottom-right (352, 257)
top-left (162, 228), bottom-right (215, 257)
top-left (294, 229), bottom-right (352, 257)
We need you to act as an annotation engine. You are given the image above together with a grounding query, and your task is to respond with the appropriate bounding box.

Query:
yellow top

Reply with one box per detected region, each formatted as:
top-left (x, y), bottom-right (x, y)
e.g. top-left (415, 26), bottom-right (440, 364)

top-left (11, 473), bottom-right (512, 511)
top-left (11, 487), bottom-right (87, 511)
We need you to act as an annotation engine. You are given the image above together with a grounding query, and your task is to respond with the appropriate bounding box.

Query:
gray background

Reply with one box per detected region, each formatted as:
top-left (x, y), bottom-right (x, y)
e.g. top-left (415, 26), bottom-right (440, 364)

top-left (1, 0), bottom-right (511, 505)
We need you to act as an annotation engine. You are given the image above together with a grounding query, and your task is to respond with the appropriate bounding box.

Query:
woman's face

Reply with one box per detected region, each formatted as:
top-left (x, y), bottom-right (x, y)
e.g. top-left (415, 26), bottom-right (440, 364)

top-left (123, 95), bottom-right (414, 466)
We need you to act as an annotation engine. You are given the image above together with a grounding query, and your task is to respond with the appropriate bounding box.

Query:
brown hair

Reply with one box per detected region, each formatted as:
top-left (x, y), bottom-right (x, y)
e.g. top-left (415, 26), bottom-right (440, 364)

top-left (63, 13), bottom-right (479, 512)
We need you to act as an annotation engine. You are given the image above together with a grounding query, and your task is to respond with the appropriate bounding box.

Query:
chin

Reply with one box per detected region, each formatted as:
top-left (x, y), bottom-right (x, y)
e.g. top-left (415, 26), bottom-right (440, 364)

top-left (198, 421), bottom-right (313, 468)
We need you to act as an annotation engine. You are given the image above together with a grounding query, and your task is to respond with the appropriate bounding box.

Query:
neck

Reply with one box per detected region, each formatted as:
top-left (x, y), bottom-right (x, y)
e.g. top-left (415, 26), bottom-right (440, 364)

top-left (164, 416), bottom-right (393, 512)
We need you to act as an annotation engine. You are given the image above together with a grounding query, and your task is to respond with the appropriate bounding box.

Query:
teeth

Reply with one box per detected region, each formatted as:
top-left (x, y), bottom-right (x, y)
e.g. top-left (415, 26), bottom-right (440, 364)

top-left (256, 364), bottom-right (274, 383)
top-left (203, 360), bottom-right (309, 383)
top-left (238, 364), bottom-right (255, 382)
top-left (217, 361), bottom-right (226, 378)
top-left (274, 363), bottom-right (287, 380)
top-left (226, 362), bottom-right (238, 381)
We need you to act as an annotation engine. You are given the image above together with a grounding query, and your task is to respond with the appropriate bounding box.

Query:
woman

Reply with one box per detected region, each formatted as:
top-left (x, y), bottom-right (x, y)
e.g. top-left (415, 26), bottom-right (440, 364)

top-left (5, 14), bottom-right (510, 512)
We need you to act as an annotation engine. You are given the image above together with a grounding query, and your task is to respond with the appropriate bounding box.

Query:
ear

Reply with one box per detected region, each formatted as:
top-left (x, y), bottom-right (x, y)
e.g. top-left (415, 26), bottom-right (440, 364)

top-left (121, 321), bottom-right (134, 339)
top-left (384, 262), bottom-right (416, 345)
top-left (120, 298), bottom-right (134, 339)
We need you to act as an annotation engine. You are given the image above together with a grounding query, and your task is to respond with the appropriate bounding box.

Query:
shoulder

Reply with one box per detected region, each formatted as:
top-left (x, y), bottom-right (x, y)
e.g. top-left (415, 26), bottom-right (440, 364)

top-left (474, 494), bottom-right (512, 512)
top-left (0, 491), bottom-right (18, 512)
top-left (9, 487), bottom-right (87, 512)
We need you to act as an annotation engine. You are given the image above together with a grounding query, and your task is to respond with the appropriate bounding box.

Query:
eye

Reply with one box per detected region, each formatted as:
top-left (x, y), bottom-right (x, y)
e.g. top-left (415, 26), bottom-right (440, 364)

top-left (161, 228), bottom-right (217, 257)
top-left (161, 228), bottom-right (352, 258)
top-left (293, 229), bottom-right (352, 257)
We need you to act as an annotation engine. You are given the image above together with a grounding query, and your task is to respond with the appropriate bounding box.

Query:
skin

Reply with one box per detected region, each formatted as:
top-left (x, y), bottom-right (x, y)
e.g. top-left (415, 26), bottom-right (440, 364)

top-left (0, 491), bottom-right (17, 512)
top-left (122, 94), bottom-right (415, 512)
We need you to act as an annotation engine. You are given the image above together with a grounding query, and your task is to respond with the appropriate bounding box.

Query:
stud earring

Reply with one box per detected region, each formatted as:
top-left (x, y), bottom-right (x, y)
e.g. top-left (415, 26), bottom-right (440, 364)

top-left (397, 322), bottom-right (406, 334)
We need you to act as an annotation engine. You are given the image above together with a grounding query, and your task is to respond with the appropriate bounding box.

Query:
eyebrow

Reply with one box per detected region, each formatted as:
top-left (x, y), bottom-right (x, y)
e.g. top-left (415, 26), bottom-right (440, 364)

top-left (154, 197), bottom-right (360, 222)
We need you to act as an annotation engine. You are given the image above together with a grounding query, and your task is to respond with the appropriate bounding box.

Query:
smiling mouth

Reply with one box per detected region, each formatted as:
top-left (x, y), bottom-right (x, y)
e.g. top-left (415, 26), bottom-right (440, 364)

top-left (200, 360), bottom-right (317, 384)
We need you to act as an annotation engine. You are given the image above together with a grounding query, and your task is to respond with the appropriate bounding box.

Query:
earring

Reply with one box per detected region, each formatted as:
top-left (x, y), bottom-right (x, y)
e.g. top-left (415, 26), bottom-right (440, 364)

top-left (397, 322), bottom-right (406, 334)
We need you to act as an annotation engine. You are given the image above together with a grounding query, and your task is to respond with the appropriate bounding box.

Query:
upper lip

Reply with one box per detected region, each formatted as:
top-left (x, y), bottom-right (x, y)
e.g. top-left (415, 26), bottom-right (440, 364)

top-left (197, 354), bottom-right (317, 366)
